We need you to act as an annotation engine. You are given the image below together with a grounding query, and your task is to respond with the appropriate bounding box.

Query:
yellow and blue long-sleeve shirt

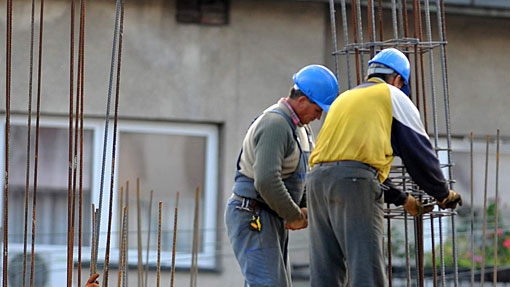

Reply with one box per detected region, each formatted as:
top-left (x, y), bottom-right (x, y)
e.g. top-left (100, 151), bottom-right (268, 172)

top-left (309, 78), bottom-right (449, 201)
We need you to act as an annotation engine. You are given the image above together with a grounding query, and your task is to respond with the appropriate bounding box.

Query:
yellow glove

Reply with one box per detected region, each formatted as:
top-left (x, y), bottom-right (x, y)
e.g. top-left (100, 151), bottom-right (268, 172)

top-left (403, 194), bottom-right (433, 216)
top-left (437, 190), bottom-right (462, 210)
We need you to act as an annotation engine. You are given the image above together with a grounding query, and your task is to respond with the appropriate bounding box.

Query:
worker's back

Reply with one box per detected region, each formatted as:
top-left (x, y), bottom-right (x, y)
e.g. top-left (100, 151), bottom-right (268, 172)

top-left (309, 78), bottom-right (394, 181)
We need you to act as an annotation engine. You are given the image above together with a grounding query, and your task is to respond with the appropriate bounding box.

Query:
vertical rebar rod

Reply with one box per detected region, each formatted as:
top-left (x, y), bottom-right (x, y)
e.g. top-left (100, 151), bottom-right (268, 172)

top-left (435, 1), bottom-right (457, 284)
top-left (418, 213), bottom-right (425, 287)
top-left (377, 0), bottom-right (383, 41)
top-left (30, 2), bottom-right (45, 286)
top-left (137, 178), bottom-right (143, 287)
top-left (387, 204), bottom-right (392, 287)
top-left (190, 187), bottom-right (201, 287)
top-left (414, 217), bottom-right (421, 286)
top-left (119, 186), bottom-right (124, 278)
top-left (22, 1), bottom-right (37, 285)
top-left (122, 206), bottom-right (129, 287)
top-left (480, 135), bottom-right (490, 287)
top-left (171, 192), bottom-right (180, 287)
top-left (3, 0), bottom-right (12, 286)
top-left (66, 0), bottom-right (76, 285)
top-left (91, 204), bottom-right (96, 277)
top-left (402, 0), bottom-right (409, 38)
top-left (439, 216), bottom-right (445, 287)
top-left (391, 0), bottom-right (398, 40)
top-left (412, 0), bottom-right (420, 111)
top-left (431, 215), bottom-right (438, 287)
top-left (157, 201), bottom-right (162, 287)
top-left (470, 132), bottom-right (474, 287)
top-left (493, 129), bottom-right (500, 285)
top-left (351, 0), bottom-right (361, 85)
top-left (404, 212), bottom-right (411, 287)
top-left (339, 0), bottom-right (352, 89)
top-left (77, 0), bottom-right (86, 285)
top-left (103, 0), bottom-right (125, 285)
top-left (125, 181), bottom-right (130, 287)
top-left (403, 169), bottom-right (411, 287)
top-left (92, 0), bottom-right (123, 272)
top-left (416, 0), bottom-right (429, 133)
top-left (424, 0), bottom-right (439, 148)
top-left (328, 0), bottom-right (340, 80)
top-left (397, 0), bottom-right (404, 41)
top-left (355, 0), bottom-right (365, 78)
top-left (367, 0), bottom-right (376, 58)
top-left (144, 190), bottom-right (153, 287)
top-left (120, 206), bottom-right (128, 287)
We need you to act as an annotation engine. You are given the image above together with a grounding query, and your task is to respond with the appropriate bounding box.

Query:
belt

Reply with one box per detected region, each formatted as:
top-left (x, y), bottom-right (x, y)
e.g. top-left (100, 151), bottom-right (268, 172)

top-left (231, 193), bottom-right (279, 217)
top-left (317, 160), bottom-right (378, 176)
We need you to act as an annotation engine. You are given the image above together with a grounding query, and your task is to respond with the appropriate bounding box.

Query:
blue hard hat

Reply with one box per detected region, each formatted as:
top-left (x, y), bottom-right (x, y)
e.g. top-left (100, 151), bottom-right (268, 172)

top-left (292, 65), bottom-right (339, 112)
top-left (368, 48), bottom-right (411, 96)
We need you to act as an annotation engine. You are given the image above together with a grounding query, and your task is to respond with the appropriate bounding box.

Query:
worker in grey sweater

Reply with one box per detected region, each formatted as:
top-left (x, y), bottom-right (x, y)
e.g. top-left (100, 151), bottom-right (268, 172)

top-left (225, 65), bottom-right (339, 287)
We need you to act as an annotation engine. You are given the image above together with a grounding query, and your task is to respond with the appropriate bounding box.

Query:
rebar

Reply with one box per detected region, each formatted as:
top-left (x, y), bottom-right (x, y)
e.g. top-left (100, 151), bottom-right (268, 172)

top-left (120, 206), bottom-right (129, 287)
top-left (3, 0), bottom-right (13, 286)
top-left (493, 129), bottom-right (500, 285)
top-left (92, 0), bottom-right (123, 272)
top-left (387, 204), bottom-right (393, 287)
top-left (77, 0), bottom-right (86, 285)
top-left (328, 0), bottom-right (340, 80)
top-left (355, 0), bottom-right (365, 78)
top-left (480, 135), bottom-right (490, 287)
top-left (339, 0), bottom-right (352, 89)
top-left (431, 216), bottom-right (438, 287)
top-left (157, 201), bottom-right (162, 287)
top-left (22, 0), bottom-right (37, 285)
top-left (351, 0), bottom-right (361, 85)
top-left (29, 1), bottom-right (44, 286)
top-left (367, 0), bottom-right (376, 57)
top-left (190, 187), bottom-right (201, 287)
top-left (424, 0), bottom-right (439, 148)
top-left (144, 190), bottom-right (153, 287)
top-left (470, 132), bottom-right (475, 287)
top-left (137, 178), bottom-right (143, 287)
top-left (66, 0), bottom-right (76, 285)
top-left (171, 192), bottom-right (180, 287)
top-left (102, 0), bottom-right (125, 285)
top-left (391, 0), bottom-right (398, 40)
top-left (119, 186), bottom-right (124, 278)
top-left (439, 216), bottom-right (445, 287)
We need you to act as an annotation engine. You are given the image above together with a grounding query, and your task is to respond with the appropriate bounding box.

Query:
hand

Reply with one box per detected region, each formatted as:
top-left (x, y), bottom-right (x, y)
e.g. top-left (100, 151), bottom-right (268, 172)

top-left (86, 274), bottom-right (100, 287)
top-left (437, 190), bottom-right (463, 210)
top-left (403, 194), bottom-right (433, 216)
top-left (286, 208), bottom-right (308, 230)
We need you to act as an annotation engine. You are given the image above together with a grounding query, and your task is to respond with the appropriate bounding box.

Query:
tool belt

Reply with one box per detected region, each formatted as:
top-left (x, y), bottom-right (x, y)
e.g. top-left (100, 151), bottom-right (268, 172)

top-left (231, 193), bottom-right (280, 217)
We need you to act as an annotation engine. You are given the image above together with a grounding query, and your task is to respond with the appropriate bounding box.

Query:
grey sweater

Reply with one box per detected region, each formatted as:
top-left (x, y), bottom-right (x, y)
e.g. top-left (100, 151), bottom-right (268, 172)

top-left (238, 101), bottom-right (313, 221)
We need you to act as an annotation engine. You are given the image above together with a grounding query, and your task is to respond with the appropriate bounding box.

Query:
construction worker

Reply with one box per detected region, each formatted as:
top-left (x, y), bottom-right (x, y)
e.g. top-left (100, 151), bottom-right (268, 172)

top-left (306, 48), bottom-right (462, 286)
top-left (225, 65), bottom-right (339, 287)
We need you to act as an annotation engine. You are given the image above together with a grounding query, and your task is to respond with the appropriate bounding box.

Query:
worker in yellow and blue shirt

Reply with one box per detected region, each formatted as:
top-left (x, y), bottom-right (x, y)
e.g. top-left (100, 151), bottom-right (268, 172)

top-left (306, 48), bottom-right (462, 286)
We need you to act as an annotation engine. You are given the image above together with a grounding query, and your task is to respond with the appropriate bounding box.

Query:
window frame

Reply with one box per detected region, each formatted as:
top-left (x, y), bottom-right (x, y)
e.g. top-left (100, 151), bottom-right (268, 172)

top-left (0, 115), bottom-right (219, 270)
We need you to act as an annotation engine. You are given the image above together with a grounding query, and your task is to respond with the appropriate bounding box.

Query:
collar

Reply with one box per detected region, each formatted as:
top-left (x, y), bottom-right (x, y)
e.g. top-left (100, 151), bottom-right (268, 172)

top-left (279, 98), bottom-right (301, 126)
top-left (368, 77), bottom-right (386, 84)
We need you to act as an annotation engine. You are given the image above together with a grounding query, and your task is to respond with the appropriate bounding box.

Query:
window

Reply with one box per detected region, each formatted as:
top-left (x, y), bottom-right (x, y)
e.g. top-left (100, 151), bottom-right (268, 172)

top-left (116, 120), bottom-right (219, 269)
top-left (0, 116), bottom-right (219, 270)
top-left (176, 0), bottom-right (229, 25)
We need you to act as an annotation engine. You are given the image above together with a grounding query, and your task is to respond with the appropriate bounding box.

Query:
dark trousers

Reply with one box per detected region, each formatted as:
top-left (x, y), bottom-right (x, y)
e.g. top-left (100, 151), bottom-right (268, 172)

top-left (307, 162), bottom-right (387, 287)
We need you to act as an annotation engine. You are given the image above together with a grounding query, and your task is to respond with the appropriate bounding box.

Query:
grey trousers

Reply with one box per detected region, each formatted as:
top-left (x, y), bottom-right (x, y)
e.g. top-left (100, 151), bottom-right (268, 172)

top-left (307, 162), bottom-right (387, 287)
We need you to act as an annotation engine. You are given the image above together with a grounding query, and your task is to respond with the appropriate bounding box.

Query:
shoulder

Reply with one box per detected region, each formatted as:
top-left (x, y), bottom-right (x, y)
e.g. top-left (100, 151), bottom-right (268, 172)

top-left (253, 112), bottom-right (293, 139)
top-left (388, 85), bottom-right (428, 138)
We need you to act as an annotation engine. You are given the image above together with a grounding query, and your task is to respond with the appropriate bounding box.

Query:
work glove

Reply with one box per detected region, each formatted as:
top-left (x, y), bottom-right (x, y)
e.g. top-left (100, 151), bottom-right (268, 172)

top-left (437, 190), bottom-right (463, 210)
top-left (403, 194), bottom-right (433, 216)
